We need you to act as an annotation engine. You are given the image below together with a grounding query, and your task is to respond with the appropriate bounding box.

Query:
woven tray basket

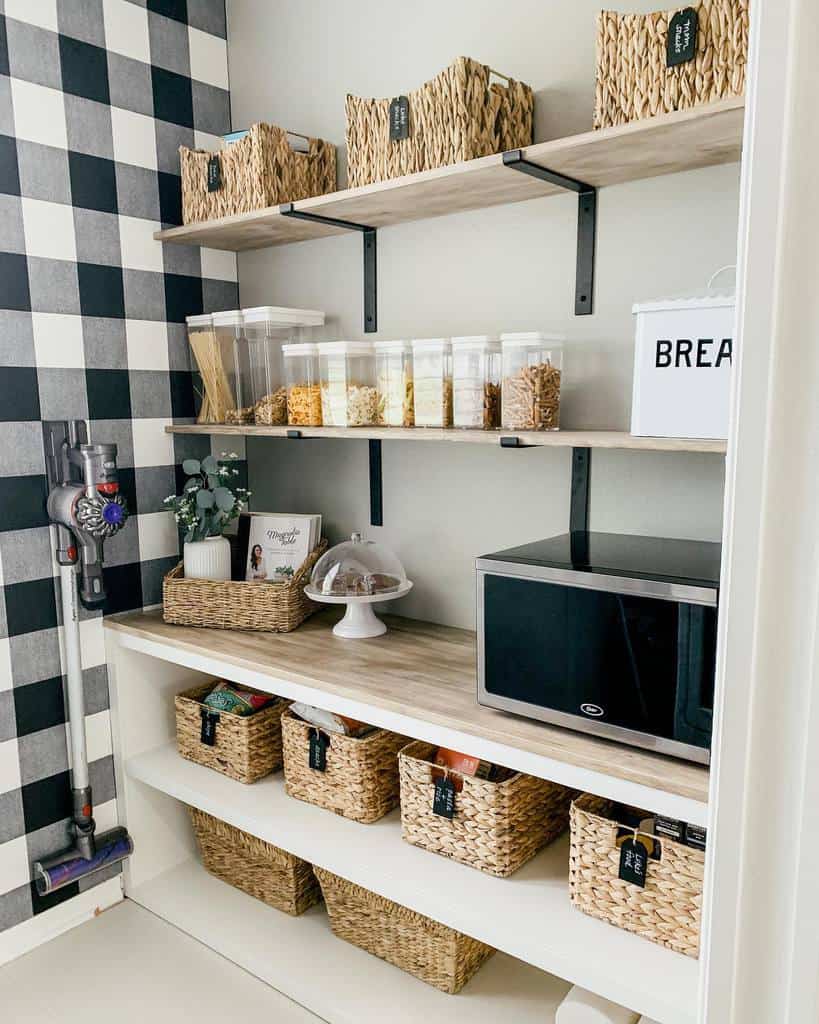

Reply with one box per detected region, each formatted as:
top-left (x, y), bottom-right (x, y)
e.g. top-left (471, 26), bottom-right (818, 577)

top-left (282, 709), bottom-right (409, 824)
top-left (179, 123), bottom-right (336, 224)
top-left (163, 541), bottom-right (326, 633)
top-left (345, 56), bottom-right (533, 189)
top-left (569, 793), bottom-right (704, 957)
top-left (189, 807), bottom-right (321, 915)
top-left (399, 741), bottom-right (574, 877)
top-left (314, 866), bottom-right (494, 993)
top-left (595, 1), bottom-right (749, 129)
top-left (175, 681), bottom-right (286, 784)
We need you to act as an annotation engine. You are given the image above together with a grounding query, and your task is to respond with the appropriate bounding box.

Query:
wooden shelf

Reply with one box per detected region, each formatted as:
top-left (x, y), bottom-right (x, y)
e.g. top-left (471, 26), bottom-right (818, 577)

top-left (155, 98), bottom-right (742, 252)
top-left (127, 744), bottom-right (698, 1024)
top-left (165, 423), bottom-right (728, 454)
top-left (105, 609), bottom-right (709, 822)
top-left (130, 861), bottom-right (572, 1024)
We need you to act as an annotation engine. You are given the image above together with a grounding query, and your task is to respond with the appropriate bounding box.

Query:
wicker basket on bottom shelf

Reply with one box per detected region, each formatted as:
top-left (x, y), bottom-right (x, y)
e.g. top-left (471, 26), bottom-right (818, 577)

top-left (568, 793), bottom-right (704, 958)
top-left (399, 740), bottom-right (574, 877)
top-left (189, 807), bottom-right (321, 916)
top-left (314, 866), bottom-right (494, 993)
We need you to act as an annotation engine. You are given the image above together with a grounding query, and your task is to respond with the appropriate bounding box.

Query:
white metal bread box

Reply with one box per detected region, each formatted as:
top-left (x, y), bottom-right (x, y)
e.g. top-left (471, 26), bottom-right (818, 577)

top-left (630, 292), bottom-right (735, 440)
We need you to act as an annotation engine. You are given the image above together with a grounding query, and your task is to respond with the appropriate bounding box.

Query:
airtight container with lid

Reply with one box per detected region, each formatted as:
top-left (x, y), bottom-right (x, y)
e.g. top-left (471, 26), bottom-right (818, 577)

top-left (452, 336), bottom-right (501, 430)
top-left (242, 306), bottom-right (325, 426)
top-left (500, 332), bottom-right (564, 431)
top-left (283, 342), bottom-right (322, 426)
top-left (374, 340), bottom-right (413, 427)
top-left (411, 338), bottom-right (452, 428)
top-left (185, 314), bottom-right (216, 423)
top-left (210, 310), bottom-right (252, 425)
top-left (318, 341), bottom-right (377, 427)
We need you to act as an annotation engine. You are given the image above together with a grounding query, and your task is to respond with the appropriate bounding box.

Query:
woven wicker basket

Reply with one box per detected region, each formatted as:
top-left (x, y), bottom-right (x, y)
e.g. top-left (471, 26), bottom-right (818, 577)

top-left (162, 541), bottom-right (326, 633)
top-left (595, 2), bottom-right (749, 129)
top-left (175, 681), bottom-right (286, 784)
top-left (569, 793), bottom-right (704, 958)
top-left (314, 866), bottom-right (494, 993)
top-left (282, 709), bottom-right (409, 824)
top-left (399, 741), bottom-right (574, 877)
top-left (179, 123), bottom-right (336, 224)
top-left (345, 56), bottom-right (533, 188)
top-left (189, 807), bottom-right (321, 915)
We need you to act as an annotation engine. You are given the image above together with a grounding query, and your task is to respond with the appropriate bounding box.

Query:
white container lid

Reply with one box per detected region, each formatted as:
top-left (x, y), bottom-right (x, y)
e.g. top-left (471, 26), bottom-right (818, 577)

top-left (211, 309), bottom-right (244, 327)
top-left (242, 305), bottom-right (325, 327)
top-left (373, 339), bottom-right (411, 352)
top-left (500, 331), bottom-right (565, 347)
top-left (282, 342), bottom-right (319, 356)
top-left (632, 292), bottom-right (735, 314)
top-left (452, 335), bottom-right (500, 351)
top-left (411, 337), bottom-right (451, 352)
top-left (185, 314), bottom-right (212, 328)
top-left (317, 341), bottom-right (374, 356)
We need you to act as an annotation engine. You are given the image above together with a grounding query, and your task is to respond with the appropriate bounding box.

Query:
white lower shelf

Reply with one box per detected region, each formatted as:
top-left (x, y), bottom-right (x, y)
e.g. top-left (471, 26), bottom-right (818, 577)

top-left (127, 744), bottom-right (699, 1024)
top-left (130, 860), bottom-right (571, 1024)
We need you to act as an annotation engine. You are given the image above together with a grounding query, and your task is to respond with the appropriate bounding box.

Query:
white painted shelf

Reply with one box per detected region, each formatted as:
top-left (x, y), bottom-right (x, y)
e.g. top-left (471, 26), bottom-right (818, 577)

top-left (127, 743), bottom-right (699, 1024)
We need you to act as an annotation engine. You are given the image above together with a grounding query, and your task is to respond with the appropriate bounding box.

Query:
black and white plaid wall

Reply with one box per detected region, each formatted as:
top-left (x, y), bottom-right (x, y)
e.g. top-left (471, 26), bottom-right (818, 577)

top-left (0, 0), bottom-right (238, 933)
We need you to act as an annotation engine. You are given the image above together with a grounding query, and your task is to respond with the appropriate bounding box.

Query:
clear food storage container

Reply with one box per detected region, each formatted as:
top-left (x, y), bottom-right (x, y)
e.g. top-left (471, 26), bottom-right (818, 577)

top-left (212, 310), bottom-right (252, 425)
top-left (452, 335), bottom-right (501, 429)
top-left (243, 306), bottom-right (324, 426)
top-left (411, 338), bottom-right (452, 428)
top-left (318, 341), bottom-right (377, 427)
top-left (374, 340), bottom-right (414, 427)
top-left (500, 332), bottom-right (564, 431)
top-left (283, 342), bottom-right (322, 426)
top-left (186, 313), bottom-right (219, 423)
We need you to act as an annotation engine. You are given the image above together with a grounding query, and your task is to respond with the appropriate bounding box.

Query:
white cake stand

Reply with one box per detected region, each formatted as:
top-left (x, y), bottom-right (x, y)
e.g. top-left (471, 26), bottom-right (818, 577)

top-left (304, 581), bottom-right (413, 639)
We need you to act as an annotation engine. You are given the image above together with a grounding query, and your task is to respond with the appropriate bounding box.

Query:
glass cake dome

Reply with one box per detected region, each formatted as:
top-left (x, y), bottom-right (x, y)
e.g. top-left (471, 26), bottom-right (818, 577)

top-left (306, 532), bottom-right (412, 638)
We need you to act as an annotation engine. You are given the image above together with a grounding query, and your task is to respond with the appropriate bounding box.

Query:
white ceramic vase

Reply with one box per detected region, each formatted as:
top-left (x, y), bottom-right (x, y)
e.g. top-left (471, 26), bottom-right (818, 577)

top-left (183, 536), bottom-right (231, 581)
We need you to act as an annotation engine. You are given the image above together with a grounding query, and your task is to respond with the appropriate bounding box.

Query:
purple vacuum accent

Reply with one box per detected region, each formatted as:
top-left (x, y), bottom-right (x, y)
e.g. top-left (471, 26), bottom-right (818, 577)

top-left (35, 833), bottom-right (134, 894)
top-left (102, 500), bottom-right (124, 526)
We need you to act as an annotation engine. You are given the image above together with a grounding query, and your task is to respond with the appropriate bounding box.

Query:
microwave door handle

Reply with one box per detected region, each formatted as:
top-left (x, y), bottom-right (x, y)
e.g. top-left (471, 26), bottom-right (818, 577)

top-left (616, 596), bottom-right (651, 724)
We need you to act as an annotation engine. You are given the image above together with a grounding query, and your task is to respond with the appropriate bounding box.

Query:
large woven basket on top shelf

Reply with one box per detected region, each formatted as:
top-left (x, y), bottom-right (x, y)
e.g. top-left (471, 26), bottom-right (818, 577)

top-left (175, 681), bottom-right (286, 784)
top-left (179, 123), bottom-right (336, 223)
top-left (281, 710), bottom-right (409, 824)
top-left (569, 793), bottom-right (705, 958)
top-left (595, 1), bottom-right (749, 129)
top-left (314, 866), bottom-right (495, 993)
top-left (163, 541), bottom-right (326, 632)
top-left (399, 740), bottom-right (575, 877)
top-left (189, 807), bottom-right (321, 915)
top-left (345, 56), bottom-right (533, 188)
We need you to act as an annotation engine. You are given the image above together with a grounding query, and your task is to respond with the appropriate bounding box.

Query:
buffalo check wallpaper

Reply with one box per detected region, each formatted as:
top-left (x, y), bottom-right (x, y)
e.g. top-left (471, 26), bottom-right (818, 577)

top-left (0, 0), bottom-right (240, 933)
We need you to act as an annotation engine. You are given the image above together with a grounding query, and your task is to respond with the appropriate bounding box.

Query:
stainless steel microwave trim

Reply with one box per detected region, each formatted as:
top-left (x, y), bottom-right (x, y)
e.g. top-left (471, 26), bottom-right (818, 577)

top-left (475, 559), bottom-right (718, 607)
top-left (475, 571), bottom-right (712, 766)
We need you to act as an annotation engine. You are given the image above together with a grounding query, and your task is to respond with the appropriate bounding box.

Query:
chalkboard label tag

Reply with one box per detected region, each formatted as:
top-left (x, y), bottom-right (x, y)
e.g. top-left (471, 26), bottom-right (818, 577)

top-left (433, 776), bottom-right (456, 818)
top-left (200, 708), bottom-right (219, 746)
top-left (619, 836), bottom-right (649, 887)
top-left (207, 155), bottom-right (222, 192)
top-left (309, 729), bottom-right (330, 771)
top-left (667, 7), bottom-right (698, 67)
top-left (389, 96), bottom-right (410, 141)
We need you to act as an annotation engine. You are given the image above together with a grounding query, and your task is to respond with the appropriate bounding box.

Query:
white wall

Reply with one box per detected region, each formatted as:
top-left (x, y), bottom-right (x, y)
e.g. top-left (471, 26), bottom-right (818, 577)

top-left (227, 0), bottom-right (733, 630)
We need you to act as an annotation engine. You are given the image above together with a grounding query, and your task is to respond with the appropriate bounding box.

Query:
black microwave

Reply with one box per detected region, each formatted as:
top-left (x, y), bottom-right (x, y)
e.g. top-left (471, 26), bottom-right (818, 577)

top-left (476, 532), bottom-right (720, 765)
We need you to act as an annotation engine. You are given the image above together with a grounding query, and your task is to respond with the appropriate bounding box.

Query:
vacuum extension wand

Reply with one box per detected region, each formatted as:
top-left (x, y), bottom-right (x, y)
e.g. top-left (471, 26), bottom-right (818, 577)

top-left (34, 421), bottom-right (134, 895)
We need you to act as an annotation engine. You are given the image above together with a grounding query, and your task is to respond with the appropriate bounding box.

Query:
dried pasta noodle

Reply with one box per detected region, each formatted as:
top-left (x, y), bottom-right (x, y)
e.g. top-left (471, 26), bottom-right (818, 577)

top-left (188, 329), bottom-right (234, 424)
top-left (254, 387), bottom-right (287, 425)
top-left (503, 363), bottom-right (561, 430)
top-left (287, 384), bottom-right (322, 426)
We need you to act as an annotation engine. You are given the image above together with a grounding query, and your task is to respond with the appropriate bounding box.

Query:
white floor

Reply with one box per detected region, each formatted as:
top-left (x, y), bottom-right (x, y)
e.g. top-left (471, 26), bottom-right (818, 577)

top-left (0, 899), bottom-right (322, 1023)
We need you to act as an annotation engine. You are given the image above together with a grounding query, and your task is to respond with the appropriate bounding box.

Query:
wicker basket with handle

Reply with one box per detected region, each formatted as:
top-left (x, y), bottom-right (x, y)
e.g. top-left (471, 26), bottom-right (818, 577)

top-left (179, 123), bottom-right (336, 224)
top-left (189, 807), bottom-right (321, 915)
top-left (595, 2), bottom-right (749, 129)
top-left (399, 740), bottom-right (575, 877)
top-left (162, 540), bottom-right (327, 632)
top-left (175, 681), bottom-right (286, 784)
top-left (281, 709), bottom-right (410, 824)
top-left (313, 866), bottom-right (495, 993)
top-left (569, 793), bottom-right (705, 958)
top-left (345, 56), bottom-right (533, 189)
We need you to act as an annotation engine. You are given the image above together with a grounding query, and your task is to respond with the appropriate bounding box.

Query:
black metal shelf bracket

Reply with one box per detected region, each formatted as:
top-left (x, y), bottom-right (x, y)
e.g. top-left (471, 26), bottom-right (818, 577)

top-left (280, 203), bottom-right (377, 333)
top-left (502, 151), bottom-right (597, 316)
top-left (570, 446), bottom-right (592, 563)
top-left (369, 439), bottom-right (383, 527)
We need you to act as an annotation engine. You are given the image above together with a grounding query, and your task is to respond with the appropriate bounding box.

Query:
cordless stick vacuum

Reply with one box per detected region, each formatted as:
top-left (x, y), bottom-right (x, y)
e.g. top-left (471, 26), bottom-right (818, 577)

top-left (33, 421), bottom-right (134, 895)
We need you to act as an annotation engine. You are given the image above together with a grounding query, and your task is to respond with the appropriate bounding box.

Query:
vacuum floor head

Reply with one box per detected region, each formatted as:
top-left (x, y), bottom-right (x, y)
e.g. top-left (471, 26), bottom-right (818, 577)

top-left (33, 827), bottom-right (134, 895)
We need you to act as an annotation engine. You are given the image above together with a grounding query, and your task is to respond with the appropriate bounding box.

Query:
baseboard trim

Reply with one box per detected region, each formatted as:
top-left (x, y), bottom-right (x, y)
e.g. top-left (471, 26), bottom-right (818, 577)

top-left (0, 877), bottom-right (123, 967)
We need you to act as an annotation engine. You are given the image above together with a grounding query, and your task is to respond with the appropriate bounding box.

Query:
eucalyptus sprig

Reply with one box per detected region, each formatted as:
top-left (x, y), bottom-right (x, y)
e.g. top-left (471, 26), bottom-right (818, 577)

top-left (164, 452), bottom-right (250, 543)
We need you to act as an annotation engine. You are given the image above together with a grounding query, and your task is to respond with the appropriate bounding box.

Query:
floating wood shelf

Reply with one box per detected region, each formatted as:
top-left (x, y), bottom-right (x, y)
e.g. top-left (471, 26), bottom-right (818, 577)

top-left (165, 422), bottom-right (728, 455)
